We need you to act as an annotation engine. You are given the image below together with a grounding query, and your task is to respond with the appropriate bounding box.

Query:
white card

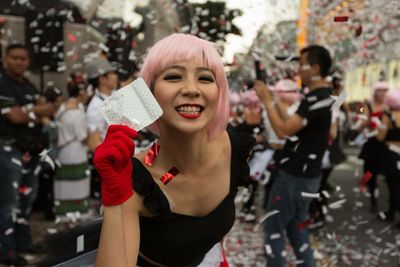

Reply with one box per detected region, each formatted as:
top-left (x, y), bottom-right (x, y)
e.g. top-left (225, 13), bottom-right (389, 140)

top-left (100, 78), bottom-right (163, 131)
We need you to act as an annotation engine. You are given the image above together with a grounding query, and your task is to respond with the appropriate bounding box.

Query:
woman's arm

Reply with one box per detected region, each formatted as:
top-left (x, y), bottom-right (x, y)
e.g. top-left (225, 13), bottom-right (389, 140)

top-left (377, 114), bottom-right (390, 141)
top-left (95, 194), bottom-right (142, 267)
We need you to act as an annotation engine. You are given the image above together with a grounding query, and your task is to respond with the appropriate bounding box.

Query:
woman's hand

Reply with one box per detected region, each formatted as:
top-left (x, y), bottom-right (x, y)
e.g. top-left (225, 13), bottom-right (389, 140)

top-left (93, 125), bottom-right (138, 206)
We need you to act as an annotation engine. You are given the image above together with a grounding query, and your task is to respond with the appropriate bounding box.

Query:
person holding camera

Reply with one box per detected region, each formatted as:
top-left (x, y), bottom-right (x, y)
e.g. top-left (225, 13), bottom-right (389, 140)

top-left (0, 44), bottom-right (57, 265)
top-left (254, 45), bottom-right (333, 267)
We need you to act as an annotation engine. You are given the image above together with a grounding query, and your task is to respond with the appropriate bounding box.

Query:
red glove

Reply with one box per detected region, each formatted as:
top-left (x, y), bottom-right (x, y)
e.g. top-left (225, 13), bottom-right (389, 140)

top-left (93, 125), bottom-right (138, 206)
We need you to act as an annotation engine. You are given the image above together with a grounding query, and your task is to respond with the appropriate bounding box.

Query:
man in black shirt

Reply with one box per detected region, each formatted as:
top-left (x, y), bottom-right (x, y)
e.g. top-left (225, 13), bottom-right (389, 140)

top-left (0, 44), bottom-right (56, 265)
top-left (254, 45), bottom-right (333, 267)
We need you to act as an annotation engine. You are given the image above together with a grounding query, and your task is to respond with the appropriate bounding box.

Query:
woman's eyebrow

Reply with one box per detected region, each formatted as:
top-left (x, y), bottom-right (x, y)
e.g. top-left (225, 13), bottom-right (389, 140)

top-left (168, 65), bottom-right (212, 72)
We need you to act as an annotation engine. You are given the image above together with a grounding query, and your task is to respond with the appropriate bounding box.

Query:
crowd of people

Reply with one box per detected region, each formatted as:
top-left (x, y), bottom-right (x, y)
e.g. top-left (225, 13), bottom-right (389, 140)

top-left (0, 33), bottom-right (399, 267)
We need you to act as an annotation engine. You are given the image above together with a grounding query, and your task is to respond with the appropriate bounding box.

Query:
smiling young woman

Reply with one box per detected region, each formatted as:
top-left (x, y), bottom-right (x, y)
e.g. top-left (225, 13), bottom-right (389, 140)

top-left (92, 33), bottom-right (255, 267)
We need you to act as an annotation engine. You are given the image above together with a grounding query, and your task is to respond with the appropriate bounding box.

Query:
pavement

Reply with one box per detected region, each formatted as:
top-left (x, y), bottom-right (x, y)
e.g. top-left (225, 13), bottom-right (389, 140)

top-left (1, 146), bottom-right (400, 267)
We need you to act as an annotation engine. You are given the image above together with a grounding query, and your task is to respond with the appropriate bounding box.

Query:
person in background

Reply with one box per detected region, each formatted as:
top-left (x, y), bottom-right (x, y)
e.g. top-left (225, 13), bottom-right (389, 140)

top-left (54, 78), bottom-right (90, 218)
top-left (84, 58), bottom-right (118, 199)
top-left (255, 45), bottom-right (333, 267)
top-left (0, 44), bottom-right (56, 265)
top-left (377, 88), bottom-right (400, 229)
top-left (263, 79), bottom-right (301, 207)
top-left (33, 85), bottom-right (63, 221)
top-left (358, 81), bottom-right (389, 212)
top-left (85, 58), bottom-right (118, 151)
top-left (235, 89), bottom-right (267, 222)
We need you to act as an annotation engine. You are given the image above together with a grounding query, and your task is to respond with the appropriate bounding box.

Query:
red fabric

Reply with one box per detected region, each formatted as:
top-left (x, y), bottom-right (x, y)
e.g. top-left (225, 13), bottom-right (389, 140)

top-left (93, 125), bottom-right (138, 206)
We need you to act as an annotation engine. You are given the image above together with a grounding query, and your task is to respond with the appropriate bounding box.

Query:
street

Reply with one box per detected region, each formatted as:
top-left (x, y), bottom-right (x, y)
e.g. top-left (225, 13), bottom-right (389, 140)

top-left (1, 148), bottom-right (400, 267)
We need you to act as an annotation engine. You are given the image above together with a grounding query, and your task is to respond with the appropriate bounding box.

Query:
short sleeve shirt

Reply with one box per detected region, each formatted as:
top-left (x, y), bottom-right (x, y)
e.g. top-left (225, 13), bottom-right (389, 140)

top-left (86, 91), bottom-right (109, 138)
top-left (0, 73), bottom-right (41, 141)
top-left (279, 87), bottom-right (333, 178)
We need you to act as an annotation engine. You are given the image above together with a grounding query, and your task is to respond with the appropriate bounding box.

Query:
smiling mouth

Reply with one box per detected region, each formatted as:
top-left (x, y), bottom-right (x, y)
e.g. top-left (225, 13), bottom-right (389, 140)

top-left (175, 104), bottom-right (204, 119)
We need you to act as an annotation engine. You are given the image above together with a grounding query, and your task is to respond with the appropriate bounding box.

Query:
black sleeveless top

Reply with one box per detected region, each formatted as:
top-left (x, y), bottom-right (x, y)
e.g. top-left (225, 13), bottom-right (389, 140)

top-left (131, 128), bottom-right (254, 267)
top-left (385, 111), bottom-right (400, 142)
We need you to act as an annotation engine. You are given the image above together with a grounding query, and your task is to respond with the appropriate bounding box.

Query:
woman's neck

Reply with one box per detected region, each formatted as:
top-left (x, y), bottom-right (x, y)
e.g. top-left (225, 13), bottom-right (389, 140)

top-left (156, 130), bottom-right (211, 173)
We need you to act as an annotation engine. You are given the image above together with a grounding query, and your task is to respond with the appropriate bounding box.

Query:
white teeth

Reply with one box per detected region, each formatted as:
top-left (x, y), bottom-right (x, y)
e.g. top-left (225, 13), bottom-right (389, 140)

top-left (177, 106), bottom-right (201, 113)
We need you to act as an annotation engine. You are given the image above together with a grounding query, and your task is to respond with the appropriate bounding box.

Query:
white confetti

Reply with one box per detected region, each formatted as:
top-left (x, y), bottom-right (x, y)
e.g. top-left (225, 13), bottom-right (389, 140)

top-left (301, 192), bottom-right (320, 198)
top-left (287, 135), bottom-right (299, 142)
top-left (11, 157), bottom-right (22, 166)
top-left (265, 244), bottom-right (273, 255)
top-left (47, 228), bottom-right (58, 234)
top-left (76, 234), bottom-right (84, 253)
top-left (280, 157), bottom-right (289, 164)
top-left (16, 218), bottom-right (28, 225)
top-left (302, 164), bottom-right (308, 172)
top-left (328, 199), bottom-right (347, 209)
top-left (309, 98), bottom-right (335, 111)
top-left (258, 210), bottom-right (279, 225)
top-left (299, 243), bottom-right (309, 253)
top-left (308, 154), bottom-right (317, 160)
top-left (270, 233), bottom-right (281, 240)
top-left (331, 90), bottom-right (347, 110)
top-left (1, 107), bottom-right (11, 114)
top-left (4, 228), bottom-right (13, 236)
top-left (2, 145), bottom-right (11, 152)
top-left (321, 190), bottom-right (330, 198)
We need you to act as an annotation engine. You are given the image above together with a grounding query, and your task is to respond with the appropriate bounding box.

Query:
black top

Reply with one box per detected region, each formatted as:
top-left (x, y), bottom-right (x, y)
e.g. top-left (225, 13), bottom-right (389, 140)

top-left (280, 87), bottom-right (333, 178)
top-left (131, 128), bottom-right (254, 267)
top-left (0, 73), bottom-right (42, 151)
top-left (235, 121), bottom-right (267, 152)
top-left (385, 111), bottom-right (400, 142)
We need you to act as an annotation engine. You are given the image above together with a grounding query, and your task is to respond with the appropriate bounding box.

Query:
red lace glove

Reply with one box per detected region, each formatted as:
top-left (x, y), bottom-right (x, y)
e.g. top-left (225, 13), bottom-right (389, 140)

top-left (93, 125), bottom-right (138, 206)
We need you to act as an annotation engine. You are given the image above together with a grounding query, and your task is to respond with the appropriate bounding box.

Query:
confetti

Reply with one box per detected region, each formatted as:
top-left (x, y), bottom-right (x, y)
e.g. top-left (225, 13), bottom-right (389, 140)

top-left (11, 157), bottom-right (22, 166)
top-left (301, 192), bottom-right (320, 198)
top-left (328, 199), bottom-right (347, 209)
top-left (334, 16), bottom-right (349, 22)
top-left (265, 244), bottom-right (273, 255)
top-left (76, 235), bottom-right (84, 253)
top-left (309, 98), bottom-right (335, 111)
top-left (258, 210), bottom-right (279, 225)
top-left (299, 243), bottom-right (309, 253)
top-left (1, 107), bottom-right (11, 114)
top-left (47, 228), bottom-right (58, 234)
top-left (4, 228), bottom-right (13, 236)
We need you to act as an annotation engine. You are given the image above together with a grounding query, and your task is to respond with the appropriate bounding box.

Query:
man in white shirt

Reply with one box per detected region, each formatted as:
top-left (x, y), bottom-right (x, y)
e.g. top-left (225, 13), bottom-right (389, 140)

top-left (84, 58), bottom-right (118, 151)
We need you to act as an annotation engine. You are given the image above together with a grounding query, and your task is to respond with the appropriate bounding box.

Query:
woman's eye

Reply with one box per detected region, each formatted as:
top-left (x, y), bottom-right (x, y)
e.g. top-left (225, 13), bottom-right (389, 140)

top-left (199, 76), bottom-right (214, 82)
top-left (164, 75), bottom-right (181, 80)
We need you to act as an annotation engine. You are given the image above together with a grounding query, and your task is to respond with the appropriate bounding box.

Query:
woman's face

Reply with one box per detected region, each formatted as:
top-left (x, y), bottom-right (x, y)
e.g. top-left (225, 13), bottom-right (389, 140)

top-left (153, 60), bottom-right (219, 135)
top-left (374, 89), bottom-right (388, 103)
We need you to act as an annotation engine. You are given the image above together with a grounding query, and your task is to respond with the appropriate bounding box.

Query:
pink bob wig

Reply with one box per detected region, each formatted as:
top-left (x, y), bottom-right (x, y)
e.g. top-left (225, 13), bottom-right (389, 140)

top-left (229, 92), bottom-right (241, 106)
top-left (140, 33), bottom-right (230, 140)
top-left (271, 79), bottom-right (300, 105)
top-left (241, 90), bottom-right (260, 108)
top-left (372, 81), bottom-right (389, 99)
top-left (385, 89), bottom-right (400, 110)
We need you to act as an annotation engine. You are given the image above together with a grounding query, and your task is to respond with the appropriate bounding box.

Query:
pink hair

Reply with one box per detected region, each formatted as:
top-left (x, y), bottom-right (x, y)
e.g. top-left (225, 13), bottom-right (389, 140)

top-left (229, 92), bottom-right (241, 106)
top-left (373, 81), bottom-right (389, 91)
top-left (385, 89), bottom-right (400, 110)
top-left (271, 79), bottom-right (300, 105)
top-left (241, 90), bottom-right (260, 107)
top-left (140, 33), bottom-right (229, 140)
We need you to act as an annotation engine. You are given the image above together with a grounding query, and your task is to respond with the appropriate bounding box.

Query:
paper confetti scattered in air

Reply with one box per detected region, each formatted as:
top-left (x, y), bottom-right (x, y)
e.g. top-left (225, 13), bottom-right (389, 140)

top-left (301, 192), bottom-right (320, 198)
top-left (76, 235), bottom-right (84, 253)
top-left (334, 16), bottom-right (349, 22)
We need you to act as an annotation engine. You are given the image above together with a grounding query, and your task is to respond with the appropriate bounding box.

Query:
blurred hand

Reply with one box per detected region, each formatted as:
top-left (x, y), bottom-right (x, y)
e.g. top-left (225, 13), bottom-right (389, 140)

top-left (254, 80), bottom-right (273, 104)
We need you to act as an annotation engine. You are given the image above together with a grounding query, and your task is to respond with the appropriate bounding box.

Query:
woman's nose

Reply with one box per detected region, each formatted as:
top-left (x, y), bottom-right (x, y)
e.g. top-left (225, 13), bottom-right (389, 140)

top-left (181, 79), bottom-right (200, 97)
